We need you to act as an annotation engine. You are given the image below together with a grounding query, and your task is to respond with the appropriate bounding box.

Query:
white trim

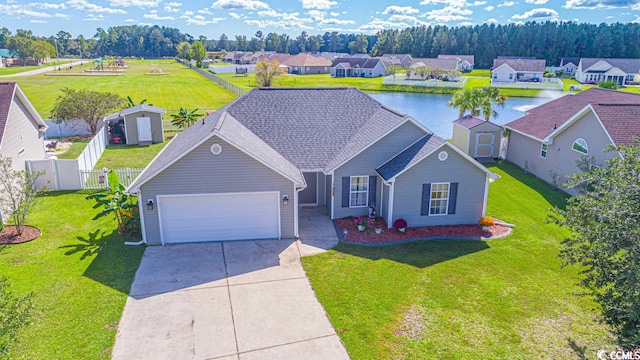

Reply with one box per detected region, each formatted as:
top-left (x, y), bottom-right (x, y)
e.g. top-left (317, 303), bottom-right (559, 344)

top-left (504, 125), bottom-right (546, 143)
top-left (387, 181), bottom-right (395, 228)
top-left (540, 143), bottom-right (548, 159)
top-left (474, 131), bottom-right (495, 158)
top-left (348, 175), bottom-right (369, 208)
top-left (123, 116), bottom-right (129, 145)
top-left (543, 104), bottom-right (595, 143)
top-left (571, 138), bottom-right (589, 155)
top-left (137, 193), bottom-right (148, 244)
top-left (482, 177), bottom-right (489, 217)
top-left (294, 184), bottom-right (300, 238)
top-left (330, 171), bottom-right (335, 219)
top-left (0, 84), bottom-right (46, 151)
top-left (324, 117), bottom-right (431, 174)
top-left (428, 182), bottom-right (450, 216)
top-left (156, 191), bottom-right (281, 244)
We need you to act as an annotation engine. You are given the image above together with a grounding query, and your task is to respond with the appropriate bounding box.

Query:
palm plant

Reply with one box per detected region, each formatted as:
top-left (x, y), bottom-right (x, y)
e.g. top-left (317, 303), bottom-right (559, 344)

top-left (85, 171), bottom-right (138, 234)
top-left (448, 86), bottom-right (508, 120)
top-left (170, 107), bottom-right (204, 129)
top-left (125, 96), bottom-right (151, 108)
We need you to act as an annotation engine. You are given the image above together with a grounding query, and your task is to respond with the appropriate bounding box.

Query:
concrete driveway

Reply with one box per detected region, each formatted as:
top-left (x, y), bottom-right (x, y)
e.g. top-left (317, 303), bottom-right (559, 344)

top-left (112, 213), bottom-right (346, 359)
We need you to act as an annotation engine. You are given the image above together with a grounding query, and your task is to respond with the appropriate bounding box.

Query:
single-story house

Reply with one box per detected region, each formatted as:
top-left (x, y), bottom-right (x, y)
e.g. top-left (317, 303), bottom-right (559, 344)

top-left (559, 57), bottom-right (579, 75)
top-left (452, 115), bottom-right (503, 159)
top-left (0, 82), bottom-right (47, 171)
top-left (281, 53), bottom-right (332, 75)
top-left (406, 59), bottom-right (460, 80)
top-left (504, 88), bottom-right (640, 194)
top-left (127, 88), bottom-right (498, 245)
top-left (491, 58), bottom-right (546, 83)
top-left (575, 58), bottom-right (640, 85)
top-left (437, 55), bottom-right (475, 72)
top-left (381, 54), bottom-right (412, 67)
top-left (330, 57), bottom-right (391, 78)
top-left (104, 105), bottom-right (166, 146)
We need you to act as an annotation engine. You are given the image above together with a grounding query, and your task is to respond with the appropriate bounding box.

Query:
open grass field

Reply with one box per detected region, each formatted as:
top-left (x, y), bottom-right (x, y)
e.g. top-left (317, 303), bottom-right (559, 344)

top-left (0, 191), bottom-right (145, 359)
top-left (302, 161), bottom-right (613, 359)
top-left (217, 72), bottom-right (384, 91)
top-left (3, 60), bottom-right (236, 118)
top-left (0, 62), bottom-right (53, 76)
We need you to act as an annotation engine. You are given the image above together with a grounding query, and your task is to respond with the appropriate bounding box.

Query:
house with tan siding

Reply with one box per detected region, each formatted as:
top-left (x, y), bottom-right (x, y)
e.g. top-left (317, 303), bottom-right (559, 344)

top-left (127, 88), bottom-right (498, 245)
top-left (281, 53), bottom-right (332, 75)
top-left (504, 88), bottom-right (640, 194)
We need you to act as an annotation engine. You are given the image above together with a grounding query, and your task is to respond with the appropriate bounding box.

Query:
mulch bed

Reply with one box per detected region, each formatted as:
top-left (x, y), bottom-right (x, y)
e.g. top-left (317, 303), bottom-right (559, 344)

top-left (0, 226), bottom-right (42, 245)
top-left (336, 217), bottom-right (510, 245)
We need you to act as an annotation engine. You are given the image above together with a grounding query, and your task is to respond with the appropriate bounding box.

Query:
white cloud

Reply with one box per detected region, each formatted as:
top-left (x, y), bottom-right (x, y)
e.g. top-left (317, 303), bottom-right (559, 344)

top-left (211, 0), bottom-right (269, 10)
top-left (320, 17), bottom-right (355, 25)
top-left (307, 10), bottom-right (325, 20)
top-left (198, 8), bottom-right (213, 14)
top-left (245, 18), bottom-right (313, 29)
top-left (487, 17), bottom-right (498, 22)
top-left (459, 21), bottom-right (474, 25)
top-left (144, 12), bottom-right (175, 20)
top-left (108, 0), bottom-right (160, 7)
top-left (167, 2), bottom-right (182, 6)
top-left (228, 11), bottom-right (240, 18)
top-left (182, 13), bottom-right (225, 25)
top-left (564, 0), bottom-right (640, 10)
top-left (164, 5), bottom-right (180, 12)
top-left (387, 14), bottom-right (418, 22)
top-left (30, 19), bottom-right (48, 23)
top-left (469, 1), bottom-right (486, 5)
top-left (125, 18), bottom-right (136, 22)
top-left (67, 0), bottom-right (127, 14)
top-left (83, 13), bottom-right (104, 21)
top-left (183, 10), bottom-right (194, 15)
top-left (55, 12), bottom-right (72, 18)
top-left (32, 2), bottom-right (67, 9)
top-left (382, 5), bottom-right (419, 15)
top-left (329, 11), bottom-right (339, 16)
top-left (484, 5), bottom-right (494, 10)
top-left (0, 4), bottom-right (52, 17)
top-left (526, 0), bottom-right (548, 3)
top-left (511, 7), bottom-right (558, 19)
top-left (355, 18), bottom-right (411, 33)
top-left (300, 0), bottom-right (337, 10)
top-left (497, 1), bottom-right (515, 7)
top-left (420, 0), bottom-right (467, 6)
top-left (425, 6), bottom-right (472, 22)
top-left (634, 16), bottom-right (640, 23)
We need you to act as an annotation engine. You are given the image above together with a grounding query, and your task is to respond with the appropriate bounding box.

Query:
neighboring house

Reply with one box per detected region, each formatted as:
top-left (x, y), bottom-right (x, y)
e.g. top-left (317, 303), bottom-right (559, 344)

top-left (491, 58), bottom-right (546, 83)
top-left (330, 57), bottom-right (390, 78)
top-left (381, 54), bottom-right (412, 67)
top-left (575, 58), bottom-right (640, 85)
top-left (0, 82), bottom-right (47, 171)
top-left (560, 57), bottom-right (580, 75)
top-left (104, 105), bottom-right (166, 146)
top-left (451, 115), bottom-right (503, 159)
top-left (257, 52), bottom-right (292, 65)
top-left (127, 88), bottom-right (498, 245)
top-left (406, 59), bottom-right (460, 80)
top-left (281, 53), bottom-right (332, 74)
top-left (437, 55), bottom-right (475, 72)
top-left (223, 51), bottom-right (247, 64)
top-left (504, 88), bottom-right (640, 194)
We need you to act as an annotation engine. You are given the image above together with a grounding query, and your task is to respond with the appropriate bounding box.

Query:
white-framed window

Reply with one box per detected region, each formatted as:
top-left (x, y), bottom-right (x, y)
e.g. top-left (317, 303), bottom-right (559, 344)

top-left (572, 138), bottom-right (588, 155)
top-left (430, 183), bottom-right (450, 216)
top-left (509, 73), bottom-right (513, 80)
top-left (540, 143), bottom-right (548, 159)
top-left (18, 148), bottom-right (25, 157)
top-left (349, 176), bottom-right (368, 208)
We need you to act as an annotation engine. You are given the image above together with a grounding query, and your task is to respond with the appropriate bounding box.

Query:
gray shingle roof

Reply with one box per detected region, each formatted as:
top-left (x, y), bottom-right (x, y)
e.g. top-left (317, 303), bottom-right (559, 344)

top-left (376, 133), bottom-right (446, 181)
top-left (580, 58), bottom-right (640, 74)
top-left (452, 115), bottom-right (499, 129)
top-left (438, 54), bottom-right (475, 65)
top-left (492, 59), bottom-right (546, 72)
top-left (105, 104), bottom-right (166, 121)
top-left (0, 82), bottom-right (16, 147)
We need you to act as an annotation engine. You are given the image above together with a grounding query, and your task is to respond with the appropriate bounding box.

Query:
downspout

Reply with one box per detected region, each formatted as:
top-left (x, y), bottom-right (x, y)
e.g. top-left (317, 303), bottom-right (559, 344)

top-left (386, 180), bottom-right (395, 229)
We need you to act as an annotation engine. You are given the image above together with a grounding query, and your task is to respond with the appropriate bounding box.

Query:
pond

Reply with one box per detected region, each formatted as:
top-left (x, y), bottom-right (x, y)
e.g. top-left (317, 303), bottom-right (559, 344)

top-left (369, 92), bottom-right (555, 139)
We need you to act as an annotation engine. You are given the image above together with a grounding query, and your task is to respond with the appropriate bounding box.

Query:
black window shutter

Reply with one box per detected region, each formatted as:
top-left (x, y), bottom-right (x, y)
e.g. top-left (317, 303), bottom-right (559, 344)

top-left (421, 183), bottom-right (431, 216)
top-left (368, 176), bottom-right (377, 206)
top-left (448, 182), bottom-right (458, 215)
top-left (342, 177), bottom-right (350, 208)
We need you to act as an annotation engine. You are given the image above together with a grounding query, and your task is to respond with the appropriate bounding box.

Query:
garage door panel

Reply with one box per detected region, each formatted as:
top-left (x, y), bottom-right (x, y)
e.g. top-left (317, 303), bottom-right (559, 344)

top-left (158, 192), bottom-right (280, 243)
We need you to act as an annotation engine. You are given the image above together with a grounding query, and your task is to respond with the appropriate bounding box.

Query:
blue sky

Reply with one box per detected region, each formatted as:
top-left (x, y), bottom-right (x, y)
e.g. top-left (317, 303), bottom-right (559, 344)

top-left (1, 0), bottom-right (640, 38)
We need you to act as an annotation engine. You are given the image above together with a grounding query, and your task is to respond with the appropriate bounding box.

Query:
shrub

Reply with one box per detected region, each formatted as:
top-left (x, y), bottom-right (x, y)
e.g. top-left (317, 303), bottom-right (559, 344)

top-left (0, 277), bottom-right (35, 357)
top-left (478, 217), bottom-right (495, 227)
top-left (393, 218), bottom-right (407, 228)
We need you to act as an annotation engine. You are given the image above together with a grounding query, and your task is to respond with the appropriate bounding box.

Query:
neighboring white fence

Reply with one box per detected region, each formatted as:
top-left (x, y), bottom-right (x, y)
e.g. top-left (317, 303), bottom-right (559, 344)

top-left (490, 78), bottom-right (564, 90)
top-left (208, 64), bottom-right (256, 74)
top-left (44, 119), bottom-right (96, 138)
top-left (81, 168), bottom-right (144, 190)
top-left (382, 75), bottom-right (467, 88)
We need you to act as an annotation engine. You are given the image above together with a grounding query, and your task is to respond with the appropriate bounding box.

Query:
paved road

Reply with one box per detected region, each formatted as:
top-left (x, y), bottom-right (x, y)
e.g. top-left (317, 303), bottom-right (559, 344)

top-left (0, 61), bottom-right (84, 77)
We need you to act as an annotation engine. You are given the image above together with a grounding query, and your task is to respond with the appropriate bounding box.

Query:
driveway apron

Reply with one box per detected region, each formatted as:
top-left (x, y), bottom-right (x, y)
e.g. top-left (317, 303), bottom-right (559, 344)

top-left (112, 234), bottom-right (348, 359)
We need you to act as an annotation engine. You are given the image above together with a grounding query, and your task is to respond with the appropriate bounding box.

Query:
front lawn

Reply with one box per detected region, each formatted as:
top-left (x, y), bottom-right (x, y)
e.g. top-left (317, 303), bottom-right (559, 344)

top-left (0, 191), bottom-right (144, 358)
top-left (302, 161), bottom-right (613, 359)
top-left (94, 139), bottom-right (171, 169)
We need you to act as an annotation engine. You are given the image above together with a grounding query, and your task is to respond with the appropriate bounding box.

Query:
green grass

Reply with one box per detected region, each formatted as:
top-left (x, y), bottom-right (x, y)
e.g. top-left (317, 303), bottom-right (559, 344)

top-left (94, 140), bottom-right (171, 169)
top-left (55, 138), bottom-right (90, 159)
top-left (302, 161), bottom-right (613, 359)
top-left (218, 73), bottom-right (385, 91)
top-left (462, 69), bottom-right (491, 77)
top-left (0, 191), bottom-right (145, 359)
top-left (3, 60), bottom-right (236, 118)
top-left (0, 62), bottom-right (53, 76)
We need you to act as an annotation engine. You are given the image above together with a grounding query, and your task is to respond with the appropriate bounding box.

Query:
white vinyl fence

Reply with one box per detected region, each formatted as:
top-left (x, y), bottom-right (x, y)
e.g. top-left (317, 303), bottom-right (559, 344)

top-left (383, 75), bottom-right (467, 88)
top-left (81, 168), bottom-right (144, 190)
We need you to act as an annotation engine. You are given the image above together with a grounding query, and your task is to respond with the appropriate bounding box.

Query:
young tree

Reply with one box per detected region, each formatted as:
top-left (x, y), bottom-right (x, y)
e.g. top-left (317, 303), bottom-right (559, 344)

top-left (385, 65), bottom-right (405, 83)
top-left (125, 96), bottom-right (150, 108)
top-left (170, 107), bottom-right (203, 129)
top-left (175, 41), bottom-right (191, 60)
top-left (255, 59), bottom-right (285, 87)
top-left (50, 88), bottom-right (125, 136)
top-left (0, 155), bottom-right (45, 236)
top-left (550, 141), bottom-right (640, 349)
top-left (190, 41), bottom-right (206, 68)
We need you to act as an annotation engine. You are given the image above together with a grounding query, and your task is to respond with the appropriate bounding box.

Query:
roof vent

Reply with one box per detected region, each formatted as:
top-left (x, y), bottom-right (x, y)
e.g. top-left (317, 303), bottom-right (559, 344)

top-left (210, 143), bottom-right (222, 155)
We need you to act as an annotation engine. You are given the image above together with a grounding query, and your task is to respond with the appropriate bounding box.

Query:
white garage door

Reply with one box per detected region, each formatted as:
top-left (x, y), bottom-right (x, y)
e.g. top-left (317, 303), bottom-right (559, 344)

top-left (158, 192), bottom-right (280, 244)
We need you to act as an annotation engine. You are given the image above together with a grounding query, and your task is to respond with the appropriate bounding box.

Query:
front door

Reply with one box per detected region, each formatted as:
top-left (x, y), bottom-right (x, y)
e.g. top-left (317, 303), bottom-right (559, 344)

top-left (474, 132), bottom-right (495, 158)
top-left (136, 117), bottom-right (152, 143)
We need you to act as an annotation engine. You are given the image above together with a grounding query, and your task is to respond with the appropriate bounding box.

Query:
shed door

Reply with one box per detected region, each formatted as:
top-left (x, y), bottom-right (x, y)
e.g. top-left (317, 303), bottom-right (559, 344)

top-left (474, 132), bottom-right (495, 158)
top-left (158, 192), bottom-right (280, 244)
top-left (136, 117), bottom-right (152, 143)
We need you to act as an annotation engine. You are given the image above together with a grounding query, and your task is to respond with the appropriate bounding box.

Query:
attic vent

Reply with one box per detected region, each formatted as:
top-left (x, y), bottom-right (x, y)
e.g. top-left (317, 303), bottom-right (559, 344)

top-left (210, 143), bottom-right (222, 155)
top-left (438, 151), bottom-right (448, 161)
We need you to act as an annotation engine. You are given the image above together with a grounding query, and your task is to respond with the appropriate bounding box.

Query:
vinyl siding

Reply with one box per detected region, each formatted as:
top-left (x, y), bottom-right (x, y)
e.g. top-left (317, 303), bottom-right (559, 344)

top-left (451, 123), bottom-right (470, 154)
top-left (333, 121), bottom-right (427, 219)
top-left (0, 97), bottom-right (45, 171)
top-left (492, 65), bottom-right (515, 83)
top-left (506, 110), bottom-right (617, 195)
top-left (124, 111), bottom-right (164, 145)
top-left (140, 136), bottom-right (296, 245)
top-left (392, 147), bottom-right (487, 226)
top-left (469, 122), bottom-right (502, 158)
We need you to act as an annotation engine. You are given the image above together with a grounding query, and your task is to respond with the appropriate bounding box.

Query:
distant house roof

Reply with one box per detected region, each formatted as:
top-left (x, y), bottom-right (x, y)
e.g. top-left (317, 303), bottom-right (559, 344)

top-left (452, 115), bottom-right (499, 129)
top-left (438, 54), bottom-right (475, 65)
top-left (257, 53), bottom-right (291, 64)
top-left (128, 87), bottom-right (429, 192)
top-left (105, 104), bottom-right (166, 121)
top-left (0, 49), bottom-right (14, 58)
top-left (0, 82), bottom-right (47, 148)
top-left (580, 58), bottom-right (640, 74)
top-left (381, 54), bottom-right (411, 65)
top-left (330, 57), bottom-right (388, 70)
top-left (505, 88), bottom-right (640, 141)
top-left (281, 53), bottom-right (332, 67)
top-left (497, 56), bottom-right (537, 60)
top-left (560, 57), bottom-right (580, 67)
top-left (492, 58), bottom-right (546, 72)
top-left (410, 58), bottom-right (459, 70)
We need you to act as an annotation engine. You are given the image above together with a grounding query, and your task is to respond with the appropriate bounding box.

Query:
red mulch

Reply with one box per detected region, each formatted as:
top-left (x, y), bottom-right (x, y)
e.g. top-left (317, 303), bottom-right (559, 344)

top-left (0, 226), bottom-right (42, 245)
top-left (337, 217), bottom-right (510, 245)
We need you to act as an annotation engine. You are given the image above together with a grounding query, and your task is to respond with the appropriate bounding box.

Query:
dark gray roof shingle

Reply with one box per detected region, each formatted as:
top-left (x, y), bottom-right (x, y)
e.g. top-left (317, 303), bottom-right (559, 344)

top-left (0, 82), bottom-right (16, 147)
top-left (376, 133), bottom-right (446, 181)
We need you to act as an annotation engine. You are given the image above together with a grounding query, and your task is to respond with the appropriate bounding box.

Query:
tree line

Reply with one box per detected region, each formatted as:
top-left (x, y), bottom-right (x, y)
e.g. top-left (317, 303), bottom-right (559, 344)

top-left (2, 21), bottom-right (640, 67)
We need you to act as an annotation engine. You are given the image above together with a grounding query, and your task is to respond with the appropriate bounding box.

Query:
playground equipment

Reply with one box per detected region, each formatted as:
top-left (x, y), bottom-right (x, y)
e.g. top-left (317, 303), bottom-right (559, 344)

top-left (92, 57), bottom-right (128, 71)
